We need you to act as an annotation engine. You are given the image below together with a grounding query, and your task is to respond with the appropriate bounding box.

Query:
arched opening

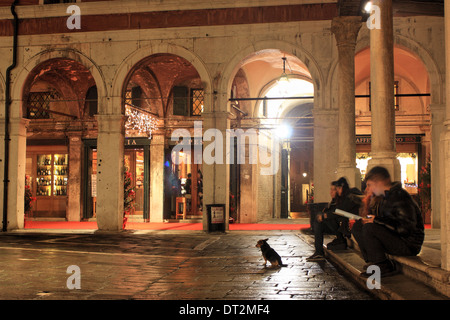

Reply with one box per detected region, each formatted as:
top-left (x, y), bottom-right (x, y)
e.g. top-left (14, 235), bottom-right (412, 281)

top-left (112, 53), bottom-right (205, 223)
top-left (22, 58), bottom-right (97, 222)
top-left (355, 45), bottom-right (432, 223)
top-left (229, 49), bottom-right (314, 222)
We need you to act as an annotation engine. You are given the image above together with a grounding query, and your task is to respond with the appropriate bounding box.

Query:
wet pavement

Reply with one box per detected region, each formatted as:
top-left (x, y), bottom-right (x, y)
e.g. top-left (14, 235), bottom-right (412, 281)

top-left (0, 229), bottom-right (374, 301)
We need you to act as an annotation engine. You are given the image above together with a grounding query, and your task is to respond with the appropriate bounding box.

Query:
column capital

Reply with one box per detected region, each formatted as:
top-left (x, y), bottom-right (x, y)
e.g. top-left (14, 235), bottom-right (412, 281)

top-left (150, 133), bottom-right (165, 145)
top-left (9, 117), bottom-right (30, 136)
top-left (95, 114), bottom-right (127, 134)
top-left (331, 16), bottom-right (362, 48)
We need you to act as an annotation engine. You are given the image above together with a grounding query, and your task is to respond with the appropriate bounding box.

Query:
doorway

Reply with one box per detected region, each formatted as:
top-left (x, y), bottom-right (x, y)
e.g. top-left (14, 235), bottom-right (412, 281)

top-left (82, 139), bottom-right (150, 221)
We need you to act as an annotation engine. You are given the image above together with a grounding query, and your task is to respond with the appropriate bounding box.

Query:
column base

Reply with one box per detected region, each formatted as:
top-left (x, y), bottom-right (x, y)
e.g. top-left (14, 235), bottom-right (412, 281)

top-left (367, 153), bottom-right (401, 182)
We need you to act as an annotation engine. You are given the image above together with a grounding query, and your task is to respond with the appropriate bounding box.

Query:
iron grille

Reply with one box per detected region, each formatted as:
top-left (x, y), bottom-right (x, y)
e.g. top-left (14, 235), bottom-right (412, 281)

top-left (191, 89), bottom-right (204, 116)
top-left (27, 92), bottom-right (52, 119)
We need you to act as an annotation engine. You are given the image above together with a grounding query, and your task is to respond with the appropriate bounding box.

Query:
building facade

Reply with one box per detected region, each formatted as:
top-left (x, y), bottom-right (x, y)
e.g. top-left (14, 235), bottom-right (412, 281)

top-left (1, 0), bottom-right (449, 266)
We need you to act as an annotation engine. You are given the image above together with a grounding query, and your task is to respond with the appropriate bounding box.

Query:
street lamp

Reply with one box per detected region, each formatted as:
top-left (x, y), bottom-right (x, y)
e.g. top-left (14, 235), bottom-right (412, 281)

top-left (364, 1), bottom-right (373, 13)
top-left (274, 123), bottom-right (293, 140)
top-left (274, 123), bottom-right (292, 218)
top-left (277, 57), bottom-right (290, 97)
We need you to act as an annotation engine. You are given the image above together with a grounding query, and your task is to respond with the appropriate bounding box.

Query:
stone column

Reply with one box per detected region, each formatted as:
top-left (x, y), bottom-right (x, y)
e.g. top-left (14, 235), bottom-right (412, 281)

top-left (202, 92), bottom-right (230, 231)
top-left (313, 109), bottom-right (339, 203)
top-left (95, 114), bottom-right (126, 231)
top-left (149, 133), bottom-right (165, 222)
top-left (331, 16), bottom-right (362, 189)
top-left (3, 117), bottom-right (29, 230)
top-left (430, 103), bottom-right (445, 229)
top-left (367, 0), bottom-right (401, 180)
top-left (440, 0), bottom-right (450, 270)
top-left (239, 133), bottom-right (259, 223)
top-left (66, 134), bottom-right (82, 221)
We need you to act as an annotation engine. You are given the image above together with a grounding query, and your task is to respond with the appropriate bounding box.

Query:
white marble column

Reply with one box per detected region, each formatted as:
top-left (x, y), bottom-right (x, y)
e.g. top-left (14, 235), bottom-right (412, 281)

top-left (440, 0), bottom-right (450, 271)
top-left (331, 16), bottom-right (362, 188)
top-left (202, 91), bottom-right (230, 231)
top-left (149, 133), bottom-right (165, 222)
top-left (2, 117), bottom-right (29, 230)
top-left (367, 0), bottom-right (401, 181)
top-left (430, 103), bottom-right (445, 228)
top-left (239, 134), bottom-right (259, 223)
top-left (67, 134), bottom-right (82, 221)
top-left (95, 114), bottom-right (126, 231)
top-left (313, 109), bottom-right (339, 203)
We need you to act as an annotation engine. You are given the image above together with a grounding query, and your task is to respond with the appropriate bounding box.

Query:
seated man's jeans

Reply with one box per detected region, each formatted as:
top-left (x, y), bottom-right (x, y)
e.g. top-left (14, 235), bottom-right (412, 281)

top-left (352, 220), bottom-right (416, 264)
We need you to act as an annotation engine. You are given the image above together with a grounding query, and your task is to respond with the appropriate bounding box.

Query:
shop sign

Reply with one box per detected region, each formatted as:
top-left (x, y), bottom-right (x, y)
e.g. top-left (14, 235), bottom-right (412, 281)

top-left (125, 138), bottom-right (151, 146)
top-left (211, 206), bottom-right (224, 224)
top-left (356, 135), bottom-right (422, 144)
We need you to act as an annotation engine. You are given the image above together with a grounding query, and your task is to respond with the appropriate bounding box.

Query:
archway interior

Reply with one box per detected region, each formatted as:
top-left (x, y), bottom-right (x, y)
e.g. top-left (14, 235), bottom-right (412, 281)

top-left (123, 53), bottom-right (203, 120)
top-left (23, 58), bottom-right (96, 122)
top-left (123, 53), bottom-right (205, 220)
top-left (230, 49), bottom-right (315, 217)
top-left (22, 58), bottom-right (97, 219)
top-left (354, 45), bottom-right (431, 192)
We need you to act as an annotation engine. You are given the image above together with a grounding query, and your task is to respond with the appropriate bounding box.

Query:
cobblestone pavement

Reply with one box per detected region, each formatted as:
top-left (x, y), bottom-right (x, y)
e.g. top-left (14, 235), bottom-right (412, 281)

top-left (0, 230), bottom-right (374, 301)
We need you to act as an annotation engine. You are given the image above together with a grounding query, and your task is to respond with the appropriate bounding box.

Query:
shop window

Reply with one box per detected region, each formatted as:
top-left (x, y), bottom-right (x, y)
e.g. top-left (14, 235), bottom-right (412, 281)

top-left (125, 89), bottom-right (132, 106)
top-left (124, 86), bottom-right (143, 108)
top-left (27, 92), bottom-right (52, 119)
top-left (132, 86), bottom-right (142, 108)
top-left (356, 152), bottom-right (418, 194)
top-left (35, 153), bottom-right (68, 197)
top-left (86, 86), bottom-right (98, 117)
top-left (368, 81), bottom-right (399, 111)
top-left (191, 89), bottom-right (204, 116)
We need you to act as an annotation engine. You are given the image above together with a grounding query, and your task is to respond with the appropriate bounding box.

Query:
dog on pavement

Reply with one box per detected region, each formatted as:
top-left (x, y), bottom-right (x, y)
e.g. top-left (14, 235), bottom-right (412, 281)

top-left (256, 239), bottom-right (287, 267)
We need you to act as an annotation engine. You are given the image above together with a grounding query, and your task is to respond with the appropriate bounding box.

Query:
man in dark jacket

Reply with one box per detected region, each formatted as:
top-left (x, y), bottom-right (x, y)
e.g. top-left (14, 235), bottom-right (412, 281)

top-left (329, 177), bottom-right (363, 249)
top-left (306, 181), bottom-right (339, 261)
top-left (306, 178), bottom-right (362, 261)
top-left (356, 166), bottom-right (424, 278)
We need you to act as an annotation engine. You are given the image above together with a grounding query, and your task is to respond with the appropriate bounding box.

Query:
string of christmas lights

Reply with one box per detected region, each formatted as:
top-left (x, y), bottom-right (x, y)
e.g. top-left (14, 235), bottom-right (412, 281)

top-left (124, 104), bottom-right (158, 138)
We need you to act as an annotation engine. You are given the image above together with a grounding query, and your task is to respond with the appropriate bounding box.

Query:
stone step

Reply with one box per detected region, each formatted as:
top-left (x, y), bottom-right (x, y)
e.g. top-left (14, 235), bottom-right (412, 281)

top-left (298, 232), bottom-right (449, 300)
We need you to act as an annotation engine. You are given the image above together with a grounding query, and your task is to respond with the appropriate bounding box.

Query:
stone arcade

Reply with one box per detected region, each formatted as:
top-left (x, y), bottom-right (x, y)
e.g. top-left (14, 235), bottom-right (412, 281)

top-left (0, 0), bottom-right (449, 269)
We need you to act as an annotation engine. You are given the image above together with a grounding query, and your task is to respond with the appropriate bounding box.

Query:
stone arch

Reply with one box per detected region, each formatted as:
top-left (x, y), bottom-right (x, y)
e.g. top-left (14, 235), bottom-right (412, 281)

top-left (112, 43), bottom-right (213, 115)
top-left (252, 74), bottom-right (314, 120)
top-left (11, 48), bottom-right (107, 118)
top-left (327, 33), bottom-right (443, 112)
top-left (219, 40), bottom-right (325, 113)
top-left (354, 34), bottom-right (443, 105)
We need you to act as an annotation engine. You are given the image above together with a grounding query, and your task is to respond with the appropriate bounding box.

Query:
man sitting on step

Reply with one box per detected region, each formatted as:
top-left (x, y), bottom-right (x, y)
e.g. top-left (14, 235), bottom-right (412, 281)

top-left (352, 166), bottom-right (424, 278)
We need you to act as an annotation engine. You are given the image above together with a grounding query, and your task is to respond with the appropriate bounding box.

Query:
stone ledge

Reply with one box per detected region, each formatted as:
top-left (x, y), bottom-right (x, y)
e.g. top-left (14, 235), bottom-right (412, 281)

top-left (389, 254), bottom-right (450, 297)
top-left (347, 229), bottom-right (450, 297)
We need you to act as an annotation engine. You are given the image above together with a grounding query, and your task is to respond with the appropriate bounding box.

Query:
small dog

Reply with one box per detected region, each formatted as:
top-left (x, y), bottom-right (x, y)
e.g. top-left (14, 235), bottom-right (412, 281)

top-left (256, 239), bottom-right (286, 267)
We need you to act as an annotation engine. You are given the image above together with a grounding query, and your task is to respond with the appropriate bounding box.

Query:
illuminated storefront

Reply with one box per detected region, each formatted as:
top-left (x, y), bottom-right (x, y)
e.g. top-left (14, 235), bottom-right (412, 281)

top-left (26, 142), bottom-right (69, 218)
top-left (356, 135), bottom-right (424, 194)
top-left (165, 139), bottom-right (203, 220)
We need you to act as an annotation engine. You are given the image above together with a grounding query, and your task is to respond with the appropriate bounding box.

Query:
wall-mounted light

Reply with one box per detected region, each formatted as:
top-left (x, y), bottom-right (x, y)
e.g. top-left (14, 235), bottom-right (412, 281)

top-left (302, 172), bottom-right (307, 178)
